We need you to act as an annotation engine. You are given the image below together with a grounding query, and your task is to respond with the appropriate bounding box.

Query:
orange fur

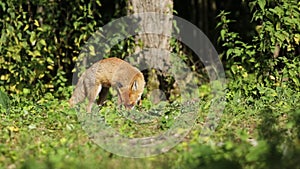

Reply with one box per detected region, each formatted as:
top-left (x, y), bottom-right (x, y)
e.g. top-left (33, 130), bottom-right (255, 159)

top-left (69, 57), bottom-right (145, 113)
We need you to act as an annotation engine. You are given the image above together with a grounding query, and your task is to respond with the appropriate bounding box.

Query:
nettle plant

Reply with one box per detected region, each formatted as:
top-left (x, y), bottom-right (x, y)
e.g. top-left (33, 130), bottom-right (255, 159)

top-left (218, 0), bottom-right (300, 100)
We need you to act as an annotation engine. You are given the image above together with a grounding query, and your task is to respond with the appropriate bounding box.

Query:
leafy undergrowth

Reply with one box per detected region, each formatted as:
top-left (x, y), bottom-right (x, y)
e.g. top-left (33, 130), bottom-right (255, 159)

top-left (1, 87), bottom-right (300, 169)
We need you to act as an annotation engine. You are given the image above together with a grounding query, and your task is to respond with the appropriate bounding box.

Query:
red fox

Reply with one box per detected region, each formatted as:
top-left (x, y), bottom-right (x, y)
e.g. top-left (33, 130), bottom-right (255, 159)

top-left (69, 57), bottom-right (145, 113)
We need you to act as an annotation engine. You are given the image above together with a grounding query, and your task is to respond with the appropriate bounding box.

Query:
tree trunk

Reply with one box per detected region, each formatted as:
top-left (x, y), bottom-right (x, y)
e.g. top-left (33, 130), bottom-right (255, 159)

top-left (127, 0), bottom-right (174, 103)
top-left (127, 0), bottom-right (173, 51)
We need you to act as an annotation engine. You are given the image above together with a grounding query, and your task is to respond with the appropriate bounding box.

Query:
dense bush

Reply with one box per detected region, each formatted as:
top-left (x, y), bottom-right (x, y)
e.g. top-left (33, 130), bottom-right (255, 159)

top-left (218, 0), bottom-right (300, 99)
top-left (0, 0), bottom-right (103, 97)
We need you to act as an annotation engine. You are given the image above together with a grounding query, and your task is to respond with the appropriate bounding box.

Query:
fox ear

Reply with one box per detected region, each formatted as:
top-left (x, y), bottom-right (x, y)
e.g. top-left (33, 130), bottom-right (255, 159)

top-left (132, 80), bottom-right (138, 91)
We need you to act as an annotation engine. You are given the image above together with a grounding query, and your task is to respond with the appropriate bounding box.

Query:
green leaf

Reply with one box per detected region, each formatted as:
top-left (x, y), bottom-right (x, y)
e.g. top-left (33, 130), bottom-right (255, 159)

top-left (23, 88), bottom-right (31, 95)
top-left (258, 0), bottom-right (266, 10)
top-left (46, 57), bottom-right (54, 64)
top-left (29, 32), bottom-right (36, 45)
top-left (220, 29), bottom-right (226, 41)
top-left (40, 39), bottom-right (46, 46)
top-left (28, 50), bottom-right (41, 57)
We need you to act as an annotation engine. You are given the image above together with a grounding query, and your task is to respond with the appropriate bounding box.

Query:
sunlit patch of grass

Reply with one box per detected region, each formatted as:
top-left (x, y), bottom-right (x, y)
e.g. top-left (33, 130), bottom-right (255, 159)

top-left (1, 88), bottom-right (300, 169)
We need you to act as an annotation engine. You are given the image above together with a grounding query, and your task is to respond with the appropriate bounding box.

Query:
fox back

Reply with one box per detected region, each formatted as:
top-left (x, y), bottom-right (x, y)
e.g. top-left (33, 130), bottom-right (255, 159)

top-left (69, 57), bottom-right (145, 112)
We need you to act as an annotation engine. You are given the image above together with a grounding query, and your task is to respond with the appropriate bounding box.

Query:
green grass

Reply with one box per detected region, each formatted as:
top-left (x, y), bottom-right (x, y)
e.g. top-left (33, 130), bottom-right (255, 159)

top-left (1, 87), bottom-right (300, 169)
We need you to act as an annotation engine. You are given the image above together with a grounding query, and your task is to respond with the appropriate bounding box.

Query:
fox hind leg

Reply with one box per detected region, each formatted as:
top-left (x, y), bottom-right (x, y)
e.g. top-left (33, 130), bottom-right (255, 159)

top-left (86, 85), bottom-right (102, 113)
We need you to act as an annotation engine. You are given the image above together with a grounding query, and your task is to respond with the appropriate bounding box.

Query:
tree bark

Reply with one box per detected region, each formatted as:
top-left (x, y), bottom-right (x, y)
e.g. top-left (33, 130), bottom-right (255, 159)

top-left (127, 0), bottom-right (173, 65)
top-left (127, 0), bottom-right (174, 103)
top-left (127, 0), bottom-right (173, 50)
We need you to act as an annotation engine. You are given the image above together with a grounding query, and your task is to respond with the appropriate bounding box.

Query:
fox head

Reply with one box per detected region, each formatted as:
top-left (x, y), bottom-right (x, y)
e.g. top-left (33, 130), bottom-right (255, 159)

top-left (116, 72), bottom-right (145, 109)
